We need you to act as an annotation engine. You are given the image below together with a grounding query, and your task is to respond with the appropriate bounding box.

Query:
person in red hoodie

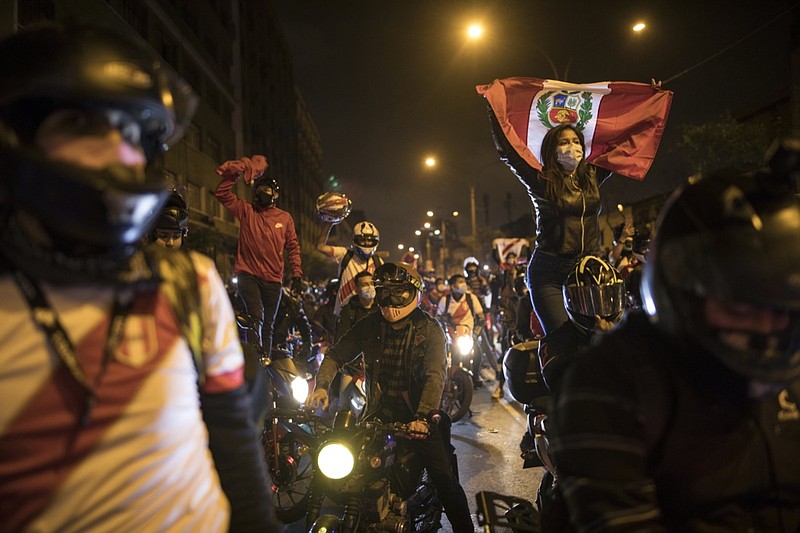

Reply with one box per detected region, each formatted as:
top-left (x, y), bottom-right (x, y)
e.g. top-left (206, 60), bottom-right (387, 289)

top-left (214, 155), bottom-right (303, 361)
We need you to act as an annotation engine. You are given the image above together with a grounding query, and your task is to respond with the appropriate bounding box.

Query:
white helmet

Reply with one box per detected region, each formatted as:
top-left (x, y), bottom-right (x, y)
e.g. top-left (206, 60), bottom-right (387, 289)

top-left (353, 221), bottom-right (380, 259)
top-left (463, 256), bottom-right (480, 276)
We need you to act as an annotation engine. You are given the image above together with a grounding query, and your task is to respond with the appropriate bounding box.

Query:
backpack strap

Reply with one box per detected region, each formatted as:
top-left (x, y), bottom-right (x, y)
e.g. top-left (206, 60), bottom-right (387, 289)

top-left (338, 249), bottom-right (355, 279)
top-left (340, 250), bottom-right (383, 279)
top-left (465, 292), bottom-right (476, 316)
top-left (147, 247), bottom-right (205, 386)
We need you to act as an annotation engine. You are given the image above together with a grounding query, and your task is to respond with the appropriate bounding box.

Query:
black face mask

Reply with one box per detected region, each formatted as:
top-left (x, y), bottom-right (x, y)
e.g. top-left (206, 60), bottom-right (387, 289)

top-left (253, 190), bottom-right (274, 208)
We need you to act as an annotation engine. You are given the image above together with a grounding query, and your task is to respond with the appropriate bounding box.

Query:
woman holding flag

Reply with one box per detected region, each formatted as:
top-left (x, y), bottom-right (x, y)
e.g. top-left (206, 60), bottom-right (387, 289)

top-left (477, 77), bottom-right (672, 334)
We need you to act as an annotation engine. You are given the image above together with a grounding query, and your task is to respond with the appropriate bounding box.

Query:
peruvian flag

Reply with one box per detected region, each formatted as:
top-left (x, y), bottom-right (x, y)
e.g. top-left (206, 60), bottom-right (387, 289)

top-left (476, 78), bottom-right (673, 181)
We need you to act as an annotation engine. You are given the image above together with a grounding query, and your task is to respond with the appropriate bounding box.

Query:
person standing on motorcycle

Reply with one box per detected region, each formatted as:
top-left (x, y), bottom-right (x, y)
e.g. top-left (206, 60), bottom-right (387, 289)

top-left (214, 160), bottom-right (304, 361)
top-left (549, 169), bottom-right (800, 531)
top-left (307, 262), bottom-right (474, 531)
top-left (316, 219), bottom-right (384, 324)
top-left (0, 24), bottom-right (276, 532)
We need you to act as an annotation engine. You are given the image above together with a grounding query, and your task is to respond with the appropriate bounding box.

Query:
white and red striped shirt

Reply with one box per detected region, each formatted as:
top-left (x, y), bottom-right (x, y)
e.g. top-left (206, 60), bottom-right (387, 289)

top-left (0, 252), bottom-right (243, 532)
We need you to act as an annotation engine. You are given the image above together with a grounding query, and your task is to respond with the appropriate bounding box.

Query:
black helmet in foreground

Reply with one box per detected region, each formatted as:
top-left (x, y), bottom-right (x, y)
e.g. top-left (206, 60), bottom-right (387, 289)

top-left (641, 170), bottom-right (800, 383)
top-left (503, 341), bottom-right (549, 406)
top-left (0, 24), bottom-right (197, 279)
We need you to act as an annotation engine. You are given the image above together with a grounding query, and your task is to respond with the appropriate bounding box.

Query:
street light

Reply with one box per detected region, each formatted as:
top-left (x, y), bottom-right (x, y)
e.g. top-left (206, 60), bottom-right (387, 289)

top-left (632, 21), bottom-right (646, 32)
top-left (466, 23), bottom-right (484, 40)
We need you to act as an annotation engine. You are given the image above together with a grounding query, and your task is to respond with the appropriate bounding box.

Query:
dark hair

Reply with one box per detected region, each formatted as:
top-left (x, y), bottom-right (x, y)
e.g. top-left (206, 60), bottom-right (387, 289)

top-left (539, 124), bottom-right (598, 205)
top-left (448, 274), bottom-right (465, 286)
top-left (354, 270), bottom-right (373, 283)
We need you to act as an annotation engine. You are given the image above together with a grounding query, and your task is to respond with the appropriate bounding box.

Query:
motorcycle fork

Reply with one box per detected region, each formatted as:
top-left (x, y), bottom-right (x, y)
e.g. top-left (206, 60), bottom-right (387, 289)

top-left (343, 497), bottom-right (360, 531)
top-left (306, 482), bottom-right (324, 530)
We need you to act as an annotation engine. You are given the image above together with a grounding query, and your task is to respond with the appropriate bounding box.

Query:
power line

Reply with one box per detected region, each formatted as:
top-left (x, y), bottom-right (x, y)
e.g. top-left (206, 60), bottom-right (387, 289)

top-left (663, 2), bottom-right (800, 86)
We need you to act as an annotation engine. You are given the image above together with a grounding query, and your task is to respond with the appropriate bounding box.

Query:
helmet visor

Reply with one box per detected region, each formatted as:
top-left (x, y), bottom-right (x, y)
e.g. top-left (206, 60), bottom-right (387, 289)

top-left (563, 281), bottom-right (625, 318)
top-left (354, 235), bottom-right (378, 248)
top-left (376, 284), bottom-right (416, 308)
top-left (374, 263), bottom-right (423, 292)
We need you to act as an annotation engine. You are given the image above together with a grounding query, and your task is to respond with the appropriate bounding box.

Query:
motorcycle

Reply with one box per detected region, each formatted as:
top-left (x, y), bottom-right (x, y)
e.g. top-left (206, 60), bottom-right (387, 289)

top-left (474, 340), bottom-right (557, 533)
top-left (236, 313), bottom-right (323, 524)
top-left (306, 410), bottom-right (448, 532)
top-left (439, 321), bottom-right (475, 422)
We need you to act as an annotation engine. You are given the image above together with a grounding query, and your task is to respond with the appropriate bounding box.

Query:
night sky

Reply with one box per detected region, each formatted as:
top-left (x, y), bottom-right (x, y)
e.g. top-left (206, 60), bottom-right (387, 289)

top-left (275, 1), bottom-right (797, 260)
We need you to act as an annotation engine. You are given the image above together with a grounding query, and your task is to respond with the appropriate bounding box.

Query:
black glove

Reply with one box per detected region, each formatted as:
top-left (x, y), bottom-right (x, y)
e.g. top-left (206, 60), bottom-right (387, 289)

top-left (291, 276), bottom-right (303, 295)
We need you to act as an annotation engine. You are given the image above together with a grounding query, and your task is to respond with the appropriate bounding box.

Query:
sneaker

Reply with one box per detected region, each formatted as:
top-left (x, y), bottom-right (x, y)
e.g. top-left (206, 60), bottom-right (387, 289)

top-left (491, 385), bottom-right (504, 400)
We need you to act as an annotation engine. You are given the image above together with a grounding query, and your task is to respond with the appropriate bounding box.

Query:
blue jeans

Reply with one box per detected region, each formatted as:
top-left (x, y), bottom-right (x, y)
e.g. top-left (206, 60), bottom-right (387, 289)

top-left (527, 251), bottom-right (577, 335)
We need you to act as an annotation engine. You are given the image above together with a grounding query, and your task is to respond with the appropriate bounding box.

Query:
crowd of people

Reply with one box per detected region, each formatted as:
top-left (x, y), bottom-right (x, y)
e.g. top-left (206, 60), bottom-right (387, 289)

top-left (2, 21), bottom-right (798, 533)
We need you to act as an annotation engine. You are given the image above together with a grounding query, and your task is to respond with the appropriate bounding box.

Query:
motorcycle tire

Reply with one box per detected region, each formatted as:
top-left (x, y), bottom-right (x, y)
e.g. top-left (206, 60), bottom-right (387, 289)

top-left (261, 431), bottom-right (313, 524)
top-left (441, 369), bottom-right (473, 422)
top-left (536, 470), bottom-right (571, 532)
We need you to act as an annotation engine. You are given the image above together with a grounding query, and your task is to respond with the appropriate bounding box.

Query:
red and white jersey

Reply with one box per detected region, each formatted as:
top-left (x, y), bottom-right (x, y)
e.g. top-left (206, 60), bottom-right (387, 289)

top-left (0, 252), bottom-right (243, 532)
top-left (437, 292), bottom-right (484, 333)
top-left (327, 245), bottom-right (378, 316)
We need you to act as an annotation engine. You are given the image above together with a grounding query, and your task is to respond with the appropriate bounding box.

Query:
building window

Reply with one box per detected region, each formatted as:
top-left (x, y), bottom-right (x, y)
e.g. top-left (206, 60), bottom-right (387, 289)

top-left (185, 123), bottom-right (201, 151)
top-left (187, 181), bottom-right (202, 212)
top-left (207, 135), bottom-right (221, 162)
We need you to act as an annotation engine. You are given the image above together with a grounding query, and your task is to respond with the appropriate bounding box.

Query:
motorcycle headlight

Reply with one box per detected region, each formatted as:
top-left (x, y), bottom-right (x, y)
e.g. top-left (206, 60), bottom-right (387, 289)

top-left (291, 376), bottom-right (309, 403)
top-left (455, 335), bottom-right (474, 356)
top-left (317, 441), bottom-right (355, 479)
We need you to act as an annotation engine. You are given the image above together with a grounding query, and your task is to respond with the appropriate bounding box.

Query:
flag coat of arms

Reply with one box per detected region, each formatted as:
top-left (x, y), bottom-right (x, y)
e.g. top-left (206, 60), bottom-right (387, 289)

top-left (476, 77), bottom-right (673, 181)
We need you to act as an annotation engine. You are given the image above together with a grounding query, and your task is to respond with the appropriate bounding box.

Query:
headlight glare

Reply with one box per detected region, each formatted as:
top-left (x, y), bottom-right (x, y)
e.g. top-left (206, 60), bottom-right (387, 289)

top-left (317, 442), bottom-right (355, 479)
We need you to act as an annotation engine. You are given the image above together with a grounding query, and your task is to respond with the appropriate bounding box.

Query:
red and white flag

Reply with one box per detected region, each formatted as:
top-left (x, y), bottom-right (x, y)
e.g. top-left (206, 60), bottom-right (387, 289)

top-left (476, 78), bottom-right (673, 181)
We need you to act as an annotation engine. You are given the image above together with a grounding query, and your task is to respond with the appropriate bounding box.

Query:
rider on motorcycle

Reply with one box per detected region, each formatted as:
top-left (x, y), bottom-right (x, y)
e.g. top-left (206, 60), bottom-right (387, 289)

top-left (148, 190), bottom-right (190, 249)
top-left (439, 273), bottom-right (499, 389)
top-left (307, 262), bottom-right (474, 531)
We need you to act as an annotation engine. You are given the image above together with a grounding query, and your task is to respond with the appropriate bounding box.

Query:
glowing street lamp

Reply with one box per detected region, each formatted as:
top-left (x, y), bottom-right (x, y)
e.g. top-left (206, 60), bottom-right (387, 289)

top-left (424, 156), bottom-right (437, 168)
top-left (426, 210), bottom-right (434, 217)
top-left (397, 243), bottom-right (405, 250)
top-left (632, 21), bottom-right (646, 32)
top-left (466, 23), bottom-right (484, 40)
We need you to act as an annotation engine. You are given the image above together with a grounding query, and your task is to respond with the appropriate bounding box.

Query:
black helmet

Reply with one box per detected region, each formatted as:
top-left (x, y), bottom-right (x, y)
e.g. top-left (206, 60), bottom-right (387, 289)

top-left (562, 255), bottom-right (625, 333)
top-left (152, 191), bottom-right (189, 236)
top-left (642, 171), bottom-right (800, 383)
top-left (253, 176), bottom-right (279, 207)
top-left (0, 24), bottom-right (197, 276)
top-left (503, 341), bottom-right (549, 404)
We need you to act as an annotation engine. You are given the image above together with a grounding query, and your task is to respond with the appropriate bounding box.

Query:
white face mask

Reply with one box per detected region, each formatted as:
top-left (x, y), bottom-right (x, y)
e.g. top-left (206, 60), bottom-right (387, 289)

top-left (557, 145), bottom-right (583, 171)
top-left (358, 286), bottom-right (376, 301)
top-left (451, 285), bottom-right (466, 296)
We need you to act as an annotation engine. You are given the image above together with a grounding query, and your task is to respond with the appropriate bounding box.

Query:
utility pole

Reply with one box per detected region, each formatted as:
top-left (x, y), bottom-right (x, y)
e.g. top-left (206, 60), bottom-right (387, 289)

top-left (470, 184), bottom-right (478, 256)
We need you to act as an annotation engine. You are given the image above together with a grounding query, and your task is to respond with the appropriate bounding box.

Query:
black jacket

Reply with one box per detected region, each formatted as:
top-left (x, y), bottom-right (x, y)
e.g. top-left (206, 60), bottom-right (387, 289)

top-left (550, 311), bottom-right (800, 531)
top-left (334, 298), bottom-right (378, 344)
top-left (488, 106), bottom-right (605, 256)
top-left (316, 308), bottom-right (446, 420)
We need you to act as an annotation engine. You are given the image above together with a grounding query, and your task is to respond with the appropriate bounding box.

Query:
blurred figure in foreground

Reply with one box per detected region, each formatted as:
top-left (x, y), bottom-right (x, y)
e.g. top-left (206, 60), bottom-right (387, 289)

top-left (551, 168), bottom-right (800, 531)
top-left (0, 25), bottom-right (276, 531)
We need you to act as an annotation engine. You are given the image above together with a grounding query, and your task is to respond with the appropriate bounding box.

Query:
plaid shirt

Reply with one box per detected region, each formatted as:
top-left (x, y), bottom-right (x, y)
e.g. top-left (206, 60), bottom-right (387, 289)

top-left (377, 322), bottom-right (411, 399)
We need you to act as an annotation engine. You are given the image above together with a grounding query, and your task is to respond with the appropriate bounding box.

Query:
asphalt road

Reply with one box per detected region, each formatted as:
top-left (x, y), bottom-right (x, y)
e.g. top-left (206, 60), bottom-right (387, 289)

top-left (282, 367), bottom-right (544, 532)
